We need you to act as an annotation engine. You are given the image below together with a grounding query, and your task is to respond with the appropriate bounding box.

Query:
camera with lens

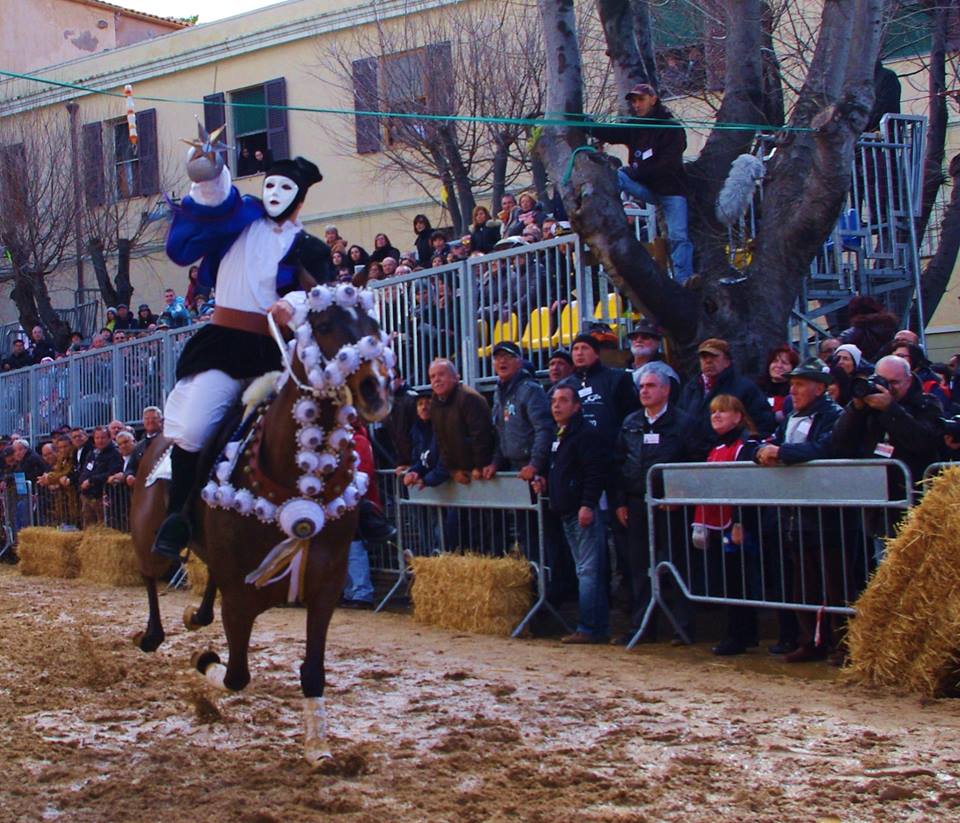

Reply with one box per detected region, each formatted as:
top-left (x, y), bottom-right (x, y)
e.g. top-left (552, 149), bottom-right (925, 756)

top-left (850, 374), bottom-right (890, 400)
top-left (940, 415), bottom-right (960, 440)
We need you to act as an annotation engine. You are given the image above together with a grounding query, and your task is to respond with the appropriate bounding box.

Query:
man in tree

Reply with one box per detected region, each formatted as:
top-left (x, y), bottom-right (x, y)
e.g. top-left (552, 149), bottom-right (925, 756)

top-left (592, 83), bottom-right (694, 285)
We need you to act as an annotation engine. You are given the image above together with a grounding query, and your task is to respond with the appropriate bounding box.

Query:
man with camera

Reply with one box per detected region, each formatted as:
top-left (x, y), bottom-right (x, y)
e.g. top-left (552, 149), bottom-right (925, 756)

top-left (832, 354), bottom-right (943, 486)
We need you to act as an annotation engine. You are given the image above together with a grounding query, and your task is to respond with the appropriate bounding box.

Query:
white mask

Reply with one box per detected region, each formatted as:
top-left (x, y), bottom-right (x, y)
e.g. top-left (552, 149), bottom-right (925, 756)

top-left (262, 174), bottom-right (299, 218)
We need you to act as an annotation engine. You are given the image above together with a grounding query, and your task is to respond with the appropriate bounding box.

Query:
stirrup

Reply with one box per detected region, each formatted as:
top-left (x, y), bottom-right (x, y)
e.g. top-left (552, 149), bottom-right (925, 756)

top-left (152, 513), bottom-right (191, 561)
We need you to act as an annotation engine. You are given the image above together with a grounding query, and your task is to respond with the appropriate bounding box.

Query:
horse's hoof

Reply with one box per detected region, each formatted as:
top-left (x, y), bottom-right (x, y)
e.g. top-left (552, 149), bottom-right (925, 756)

top-left (204, 663), bottom-right (229, 691)
top-left (133, 630), bottom-right (164, 653)
top-left (192, 649), bottom-right (220, 673)
top-left (305, 744), bottom-right (333, 765)
top-left (183, 606), bottom-right (210, 631)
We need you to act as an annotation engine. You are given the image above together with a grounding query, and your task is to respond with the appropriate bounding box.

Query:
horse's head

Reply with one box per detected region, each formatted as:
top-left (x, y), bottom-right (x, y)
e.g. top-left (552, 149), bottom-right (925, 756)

top-left (292, 283), bottom-right (393, 422)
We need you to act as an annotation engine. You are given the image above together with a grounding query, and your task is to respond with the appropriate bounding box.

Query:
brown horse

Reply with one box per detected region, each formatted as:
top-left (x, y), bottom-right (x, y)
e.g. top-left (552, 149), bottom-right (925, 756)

top-left (130, 284), bottom-right (392, 762)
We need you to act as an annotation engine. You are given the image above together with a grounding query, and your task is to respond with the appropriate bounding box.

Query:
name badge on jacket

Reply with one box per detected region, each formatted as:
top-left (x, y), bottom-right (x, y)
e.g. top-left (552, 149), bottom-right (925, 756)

top-left (643, 433), bottom-right (660, 445)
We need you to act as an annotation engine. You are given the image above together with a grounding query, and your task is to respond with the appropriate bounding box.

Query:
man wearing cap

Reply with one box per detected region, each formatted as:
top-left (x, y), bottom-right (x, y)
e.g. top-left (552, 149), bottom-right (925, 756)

top-left (564, 331), bottom-right (639, 447)
top-left (153, 134), bottom-right (333, 559)
top-left (626, 319), bottom-right (663, 371)
top-left (677, 337), bottom-right (776, 458)
top-left (741, 359), bottom-right (844, 662)
top-left (746, 358), bottom-right (842, 467)
top-left (591, 84), bottom-right (693, 284)
top-left (483, 341), bottom-right (553, 482)
top-left (113, 304), bottom-right (135, 331)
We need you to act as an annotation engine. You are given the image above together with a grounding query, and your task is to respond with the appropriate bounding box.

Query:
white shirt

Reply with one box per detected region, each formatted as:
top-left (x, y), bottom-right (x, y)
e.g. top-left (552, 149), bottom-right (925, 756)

top-left (190, 167), bottom-right (305, 315)
top-left (645, 403), bottom-right (668, 426)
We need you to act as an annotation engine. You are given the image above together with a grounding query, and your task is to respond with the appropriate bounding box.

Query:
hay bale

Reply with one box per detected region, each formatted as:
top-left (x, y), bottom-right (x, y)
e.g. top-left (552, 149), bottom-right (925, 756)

top-left (185, 551), bottom-right (209, 596)
top-left (77, 526), bottom-right (141, 587)
top-left (16, 527), bottom-right (82, 578)
top-left (410, 553), bottom-right (532, 636)
top-left (846, 465), bottom-right (960, 696)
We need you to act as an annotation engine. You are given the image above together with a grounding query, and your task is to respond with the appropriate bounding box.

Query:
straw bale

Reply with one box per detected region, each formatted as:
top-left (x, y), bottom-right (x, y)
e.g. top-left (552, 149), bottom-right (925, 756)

top-left (77, 527), bottom-right (141, 587)
top-left (846, 465), bottom-right (960, 696)
top-left (185, 551), bottom-right (210, 596)
top-left (16, 527), bottom-right (82, 579)
top-left (410, 553), bottom-right (533, 636)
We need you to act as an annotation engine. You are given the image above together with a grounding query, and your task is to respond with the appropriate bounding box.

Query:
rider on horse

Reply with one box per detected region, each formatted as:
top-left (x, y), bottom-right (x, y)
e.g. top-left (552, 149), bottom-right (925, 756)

top-left (153, 130), bottom-right (332, 560)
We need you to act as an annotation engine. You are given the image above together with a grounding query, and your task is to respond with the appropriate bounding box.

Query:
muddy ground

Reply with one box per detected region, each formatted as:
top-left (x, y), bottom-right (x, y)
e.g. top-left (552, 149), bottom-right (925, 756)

top-left (2, 566), bottom-right (959, 822)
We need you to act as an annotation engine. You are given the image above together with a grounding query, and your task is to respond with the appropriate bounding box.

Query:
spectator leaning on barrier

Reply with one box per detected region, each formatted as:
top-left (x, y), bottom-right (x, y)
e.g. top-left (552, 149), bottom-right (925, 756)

top-left (832, 354), bottom-right (943, 488)
top-left (128, 405), bottom-right (163, 478)
top-left (428, 358), bottom-right (495, 484)
top-left (745, 359), bottom-right (847, 663)
top-left (41, 442), bottom-right (56, 468)
top-left (483, 342), bottom-right (554, 482)
top-left (677, 337), bottom-right (776, 459)
top-left (110, 430), bottom-right (138, 489)
top-left (402, 390), bottom-right (450, 490)
top-left (11, 439), bottom-right (47, 483)
top-left (612, 361), bottom-right (693, 643)
top-left (77, 427), bottom-right (122, 527)
top-left (535, 383), bottom-right (611, 644)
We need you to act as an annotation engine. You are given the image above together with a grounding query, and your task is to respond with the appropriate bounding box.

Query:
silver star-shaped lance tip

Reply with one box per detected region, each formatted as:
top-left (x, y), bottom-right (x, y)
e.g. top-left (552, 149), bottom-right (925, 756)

top-left (181, 122), bottom-right (229, 162)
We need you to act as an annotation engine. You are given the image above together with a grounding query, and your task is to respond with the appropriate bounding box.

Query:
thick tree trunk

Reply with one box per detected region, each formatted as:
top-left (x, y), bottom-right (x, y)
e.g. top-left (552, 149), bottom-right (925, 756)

top-left (921, 153), bottom-right (960, 327)
top-left (917, 3), bottom-right (948, 241)
top-left (438, 125), bottom-right (475, 234)
top-left (596, 0), bottom-right (655, 104)
top-left (115, 238), bottom-right (134, 307)
top-left (88, 237), bottom-right (120, 307)
top-left (491, 133), bottom-right (510, 211)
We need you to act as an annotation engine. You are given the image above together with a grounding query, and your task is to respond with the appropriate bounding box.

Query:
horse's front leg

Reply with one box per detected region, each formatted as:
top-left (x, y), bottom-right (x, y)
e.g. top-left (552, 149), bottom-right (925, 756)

top-left (195, 593), bottom-right (254, 691)
top-left (301, 569), bottom-right (343, 764)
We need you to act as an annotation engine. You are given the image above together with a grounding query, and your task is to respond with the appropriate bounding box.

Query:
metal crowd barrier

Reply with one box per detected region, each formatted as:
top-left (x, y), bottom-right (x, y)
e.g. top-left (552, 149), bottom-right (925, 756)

top-left (1, 479), bottom-right (35, 558)
top-left (372, 470), bottom-right (570, 637)
top-left (922, 460), bottom-right (956, 487)
top-left (631, 459), bottom-right (913, 649)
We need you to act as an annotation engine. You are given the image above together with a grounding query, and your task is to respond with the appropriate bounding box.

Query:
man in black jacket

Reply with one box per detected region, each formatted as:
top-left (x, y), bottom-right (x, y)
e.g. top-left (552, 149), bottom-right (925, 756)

top-left (595, 83), bottom-right (693, 284)
top-left (3, 339), bottom-right (32, 371)
top-left (832, 354), bottom-right (943, 489)
top-left (77, 427), bottom-right (122, 527)
top-left (613, 362), bottom-right (694, 642)
top-left (535, 384), bottom-right (610, 644)
top-left (565, 332), bottom-right (639, 447)
top-left (745, 358), bottom-right (845, 662)
top-left (677, 337), bottom-right (776, 459)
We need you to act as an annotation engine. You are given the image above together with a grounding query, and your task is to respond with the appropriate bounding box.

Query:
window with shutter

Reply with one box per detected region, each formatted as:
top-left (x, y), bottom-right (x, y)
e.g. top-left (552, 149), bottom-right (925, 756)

top-left (138, 108), bottom-right (159, 195)
top-left (352, 57), bottom-right (381, 154)
top-left (264, 78), bottom-right (289, 162)
top-left (81, 122), bottom-right (105, 207)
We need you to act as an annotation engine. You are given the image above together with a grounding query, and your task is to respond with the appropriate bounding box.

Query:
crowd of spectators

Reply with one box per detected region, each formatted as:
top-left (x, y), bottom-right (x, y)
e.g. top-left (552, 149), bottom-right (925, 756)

top-left (0, 406), bottom-right (162, 536)
top-left (380, 313), bottom-right (960, 663)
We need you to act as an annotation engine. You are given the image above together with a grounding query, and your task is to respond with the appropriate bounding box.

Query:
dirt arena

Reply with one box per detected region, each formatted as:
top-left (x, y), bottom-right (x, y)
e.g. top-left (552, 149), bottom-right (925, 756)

top-left (2, 566), bottom-right (960, 822)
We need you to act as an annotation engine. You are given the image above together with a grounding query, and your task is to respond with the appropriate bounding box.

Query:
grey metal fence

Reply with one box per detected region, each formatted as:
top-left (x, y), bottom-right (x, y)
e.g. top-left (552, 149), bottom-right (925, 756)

top-left (632, 459), bottom-right (913, 649)
top-left (373, 470), bottom-right (570, 637)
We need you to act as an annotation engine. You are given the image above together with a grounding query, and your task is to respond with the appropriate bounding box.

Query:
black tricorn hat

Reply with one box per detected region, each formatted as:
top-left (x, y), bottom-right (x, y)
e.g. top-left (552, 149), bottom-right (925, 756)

top-left (265, 156), bottom-right (323, 191)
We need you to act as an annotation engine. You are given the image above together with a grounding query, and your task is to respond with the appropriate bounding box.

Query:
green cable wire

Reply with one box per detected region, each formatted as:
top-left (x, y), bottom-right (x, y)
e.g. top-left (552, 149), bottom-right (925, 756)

top-left (0, 67), bottom-right (813, 135)
top-left (561, 145), bottom-right (599, 185)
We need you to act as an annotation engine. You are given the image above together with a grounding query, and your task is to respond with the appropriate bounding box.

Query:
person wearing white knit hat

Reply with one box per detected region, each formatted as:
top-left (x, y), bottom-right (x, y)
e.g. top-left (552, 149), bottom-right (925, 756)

top-left (833, 343), bottom-right (862, 376)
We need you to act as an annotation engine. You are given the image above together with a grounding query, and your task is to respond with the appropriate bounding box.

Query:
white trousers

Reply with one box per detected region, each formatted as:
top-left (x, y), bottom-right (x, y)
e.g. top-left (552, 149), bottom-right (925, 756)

top-left (163, 369), bottom-right (242, 453)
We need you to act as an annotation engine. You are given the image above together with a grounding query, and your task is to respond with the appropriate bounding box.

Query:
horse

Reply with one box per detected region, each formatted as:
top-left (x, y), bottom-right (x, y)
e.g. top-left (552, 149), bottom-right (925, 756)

top-left (130, 281), bottom-right (393, 763)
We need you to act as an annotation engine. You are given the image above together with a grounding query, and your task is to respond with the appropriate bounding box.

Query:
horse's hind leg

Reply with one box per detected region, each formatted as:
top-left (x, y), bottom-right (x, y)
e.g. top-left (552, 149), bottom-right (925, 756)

top-left (194, 594), bottom-right (253, 692)
top-left (183, 576), bottom-right (217, 631)
top-left (133, 575), bottom-right (166, 652)
top-left (301, 593), bottom-right (339, 764)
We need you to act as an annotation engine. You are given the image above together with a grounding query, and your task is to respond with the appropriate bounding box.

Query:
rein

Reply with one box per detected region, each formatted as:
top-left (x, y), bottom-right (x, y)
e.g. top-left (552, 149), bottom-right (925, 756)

top-left (201, 284), bottom-right (393, 602)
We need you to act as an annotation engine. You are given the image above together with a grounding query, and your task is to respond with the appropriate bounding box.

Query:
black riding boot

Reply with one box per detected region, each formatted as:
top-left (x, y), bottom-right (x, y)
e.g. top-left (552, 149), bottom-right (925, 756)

top-left (152, 446), bottom-right (201, 561)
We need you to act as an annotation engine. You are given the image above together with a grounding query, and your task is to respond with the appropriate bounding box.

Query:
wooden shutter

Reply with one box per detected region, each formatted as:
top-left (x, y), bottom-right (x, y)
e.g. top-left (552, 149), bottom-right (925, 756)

top-left (352, 57), bottom-right (381, 154)
top-left (81, 122), bottom-right (105, 206)
top-left (425, 42), bottom-right (454, 116)
top-left (137, 108), bottom-right (159, 195)
top-left (203, 92), bottom-right (227, 143)
top-left (264, 77), bottom-right (289, 161)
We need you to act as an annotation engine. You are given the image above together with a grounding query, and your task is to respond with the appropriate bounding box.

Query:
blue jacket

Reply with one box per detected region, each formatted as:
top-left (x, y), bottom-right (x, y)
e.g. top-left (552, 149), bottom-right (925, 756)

top-left (408, 419), bottom-right (449, 487)
top-left (166, 188), bottom-right (332, 296)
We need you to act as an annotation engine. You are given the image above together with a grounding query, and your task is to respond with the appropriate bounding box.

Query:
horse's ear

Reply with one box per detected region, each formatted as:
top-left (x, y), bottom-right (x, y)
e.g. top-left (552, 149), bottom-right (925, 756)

top-left (298, 264), bottom-right (317, 292)
top-left (352, 267), bottom-right (370, 288)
